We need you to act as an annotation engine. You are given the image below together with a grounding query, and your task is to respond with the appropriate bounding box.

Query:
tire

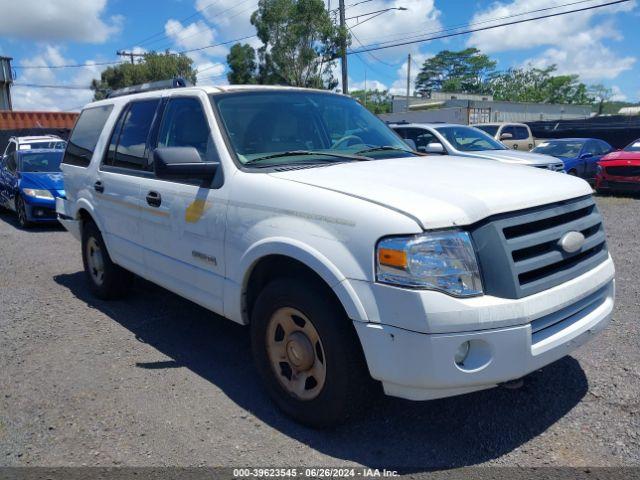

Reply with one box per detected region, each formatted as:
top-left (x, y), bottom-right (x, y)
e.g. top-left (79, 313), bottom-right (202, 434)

top-left (81, 221), bottom-right (133, 300)
top-left (15, 196), bottom-right (31, 229)
top-left (568, 169), bottom-right (578, 177)
top-left (250, 277), bottom-right (374, 428)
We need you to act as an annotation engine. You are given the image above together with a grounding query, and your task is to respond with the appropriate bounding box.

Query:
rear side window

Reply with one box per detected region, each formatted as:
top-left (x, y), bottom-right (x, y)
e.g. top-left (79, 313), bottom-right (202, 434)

top-left (103, 100), bottom-right (160, 171)
top-left (514, 126), bottom-right (530, 140)
top-left (63, 105), bottom-right (114, 167)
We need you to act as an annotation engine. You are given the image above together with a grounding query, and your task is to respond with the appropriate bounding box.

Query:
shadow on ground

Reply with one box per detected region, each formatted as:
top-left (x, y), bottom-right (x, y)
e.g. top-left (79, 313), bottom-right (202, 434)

top-left (54, 271), bottom-right (588, 470)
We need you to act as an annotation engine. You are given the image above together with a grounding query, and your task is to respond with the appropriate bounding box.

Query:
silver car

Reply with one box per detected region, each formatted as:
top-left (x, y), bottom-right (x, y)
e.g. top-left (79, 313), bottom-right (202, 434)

top-left (391, 123), bottom-right (565, 172)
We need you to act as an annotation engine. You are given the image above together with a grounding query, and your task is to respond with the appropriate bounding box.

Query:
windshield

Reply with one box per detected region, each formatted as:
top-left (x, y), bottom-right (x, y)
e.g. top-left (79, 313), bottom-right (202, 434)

top-left (435, 126), bottom-right (506, 152)
top-left (532, 141), bottom-right (584, 158)
top-left (474, 125), bottom-right (499, 137)
top-left (211, 91), bottom-right (415, 166)
top-left (19, 151), bottom-right (63, 172)
top-left (624, 139), bottom-right (640, 152)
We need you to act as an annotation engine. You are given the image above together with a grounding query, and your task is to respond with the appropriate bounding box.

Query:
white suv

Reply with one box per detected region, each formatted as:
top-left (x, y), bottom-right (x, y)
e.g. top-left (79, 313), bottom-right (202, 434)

top-left (57, 84), bottom-right (615, 427)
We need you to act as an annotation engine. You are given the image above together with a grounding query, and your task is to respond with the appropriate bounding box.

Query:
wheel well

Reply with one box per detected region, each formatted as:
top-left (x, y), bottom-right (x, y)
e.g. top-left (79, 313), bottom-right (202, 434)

top-left (77, 208), bottom-right (94, 230)
top-left (244, 255), bottom-right (342, 323)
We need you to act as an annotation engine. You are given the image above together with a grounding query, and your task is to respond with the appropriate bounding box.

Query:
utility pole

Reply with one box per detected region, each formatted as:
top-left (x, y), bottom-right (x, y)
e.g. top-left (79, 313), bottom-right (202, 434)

top-left (116, 50), bottom-right (145, 65)
top-left (405, 53), bottom-right (411, 112)
top-left (338, 0), bottom-right (348, 94)
top-left (363, 69), bottom-right (367, 109)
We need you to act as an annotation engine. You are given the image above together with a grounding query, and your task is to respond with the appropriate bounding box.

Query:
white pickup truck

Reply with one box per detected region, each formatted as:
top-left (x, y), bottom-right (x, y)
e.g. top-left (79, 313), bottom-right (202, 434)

top-left (56, 83), bottom-right (615, 427)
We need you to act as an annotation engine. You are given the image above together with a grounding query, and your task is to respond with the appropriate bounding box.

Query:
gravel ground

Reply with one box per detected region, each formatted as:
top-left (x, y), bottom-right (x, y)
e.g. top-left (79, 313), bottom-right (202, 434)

top-left (0, 195), bottom-right (638, 470)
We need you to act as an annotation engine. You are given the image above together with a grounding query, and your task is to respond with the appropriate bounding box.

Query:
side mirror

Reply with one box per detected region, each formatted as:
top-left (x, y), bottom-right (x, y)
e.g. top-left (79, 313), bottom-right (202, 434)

top-left (581, 152), bottom-right (594, 159)
top-left (153, 147), bottom-right (218, 179)
top-left (425, 142), bottom-right (445, 154)
top-left (500, 133), bottom-right (513, 140)
top-left (403, 138), bottom-right (417, 150)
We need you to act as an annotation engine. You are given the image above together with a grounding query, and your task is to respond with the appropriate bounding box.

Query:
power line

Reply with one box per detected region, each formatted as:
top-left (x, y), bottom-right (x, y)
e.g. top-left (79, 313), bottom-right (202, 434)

top-left (354, 0), bottom-right (613, 45)
top-left (133, 0), bottom-right (223, 47)
top-left (348, 0), bottom-right (630, 55)
top-left (137, 0), bottom-right (257, 51)
top-left (14, 60), bottom-right (123, 70)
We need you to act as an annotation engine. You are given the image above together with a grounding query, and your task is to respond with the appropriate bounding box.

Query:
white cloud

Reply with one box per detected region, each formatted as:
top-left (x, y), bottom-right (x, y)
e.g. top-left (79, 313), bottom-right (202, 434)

top-left (350, 79), bottom-right (388, 91)
top-left (163, 19), bottom-right (229, 82)
top-left (611, 85), bottom-right (627, 102)
top-left (12, 46), bottom-right (106, 111)
top-left (0, 0), bottom-right (122, 43)
top-left (389, 52), bottom-right (431, 95)
top-left (347, 0), bottom-right (441, 60)
top-left (467, 0), bottom-right (636, 81)
top-left (196, 0), bottom-right (259, 39)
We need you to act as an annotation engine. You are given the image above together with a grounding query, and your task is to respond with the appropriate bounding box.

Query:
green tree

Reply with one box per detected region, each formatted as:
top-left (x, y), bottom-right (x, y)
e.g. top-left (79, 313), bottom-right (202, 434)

top-left (226, 43), bottom-right (258, 84)
top-left (414, 48), bottom-right (496, 96)
top-left (350, 89), bottom-right (391, 114)
top-left (588, 83), bottom-right (614, 115)
top-left (91, 52), bottom-right (197, 100)
top-left (250, 0), bottom-right (342, 88)
top-left (488, 65), bottom-right (592, 104)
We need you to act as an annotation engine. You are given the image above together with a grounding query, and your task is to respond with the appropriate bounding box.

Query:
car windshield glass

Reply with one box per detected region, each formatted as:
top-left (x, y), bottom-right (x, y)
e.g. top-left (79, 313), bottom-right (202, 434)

top-left (532, 141), bottom-right (584, 158)
top-left (19, 152), bottom-right (63, 172)
top-left (474, 125), bottom-right (499, 137)
top-left (211, 91), bottom-right (416, 166)
top-left (624, 140), bottom-right (640, 152)
top-left (434, 126), bottom-right (506, 151)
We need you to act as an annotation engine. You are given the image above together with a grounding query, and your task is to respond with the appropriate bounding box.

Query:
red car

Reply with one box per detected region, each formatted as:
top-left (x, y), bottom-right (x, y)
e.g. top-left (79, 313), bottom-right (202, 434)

top-left (596, 139), bottom-right (640, 194)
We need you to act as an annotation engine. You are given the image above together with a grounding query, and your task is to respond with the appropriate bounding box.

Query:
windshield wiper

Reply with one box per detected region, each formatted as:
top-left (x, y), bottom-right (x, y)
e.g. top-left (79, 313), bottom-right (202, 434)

top-left (244, 150), bottom-right (369, 167)
top-left (355, 145), bottom-right (415, 155)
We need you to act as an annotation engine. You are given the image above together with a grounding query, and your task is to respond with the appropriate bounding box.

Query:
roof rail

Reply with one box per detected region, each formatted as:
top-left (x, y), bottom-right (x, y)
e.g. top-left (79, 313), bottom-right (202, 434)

top-left (106, 77), bottom-right (192, 99)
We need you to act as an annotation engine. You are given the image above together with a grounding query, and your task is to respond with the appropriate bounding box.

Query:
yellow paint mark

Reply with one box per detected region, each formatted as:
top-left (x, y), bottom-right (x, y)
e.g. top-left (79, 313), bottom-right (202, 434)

top-left (185, 198), bottom-right (209, 223)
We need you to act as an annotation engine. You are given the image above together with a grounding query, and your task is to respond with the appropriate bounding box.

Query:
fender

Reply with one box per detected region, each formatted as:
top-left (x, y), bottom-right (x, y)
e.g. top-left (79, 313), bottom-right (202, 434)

top-left (224, 237), bottom-right (369, 325)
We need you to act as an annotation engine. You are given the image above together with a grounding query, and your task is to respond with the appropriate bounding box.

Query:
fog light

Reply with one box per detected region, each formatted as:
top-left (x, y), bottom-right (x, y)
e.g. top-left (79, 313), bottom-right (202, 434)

top-left (454, 341), bottom-right (470, 366)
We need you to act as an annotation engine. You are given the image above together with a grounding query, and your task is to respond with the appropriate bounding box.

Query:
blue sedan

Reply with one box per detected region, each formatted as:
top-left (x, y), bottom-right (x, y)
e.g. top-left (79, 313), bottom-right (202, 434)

top-left (532, 138), bottom-right (613, 183)
top-left (0, 149), bottom-right (65, 228)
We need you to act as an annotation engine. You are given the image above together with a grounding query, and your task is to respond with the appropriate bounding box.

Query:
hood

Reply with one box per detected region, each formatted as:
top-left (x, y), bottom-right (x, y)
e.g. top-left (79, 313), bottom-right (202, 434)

top-left (600, 150), bottom-right (640, 164)
top-left (270, 156), bottom-right (592, 229)
top-left (464, 149), bottom-right (560, 166)
top-left (19, 172), bottom-right (65, 195)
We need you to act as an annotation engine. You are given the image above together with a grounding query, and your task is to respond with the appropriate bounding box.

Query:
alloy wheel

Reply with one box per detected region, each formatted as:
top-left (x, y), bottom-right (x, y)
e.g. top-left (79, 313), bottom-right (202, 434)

top-left (86, 237), bottom-right (105, 286)
top-left (266, 307), bottom-right (327, 400)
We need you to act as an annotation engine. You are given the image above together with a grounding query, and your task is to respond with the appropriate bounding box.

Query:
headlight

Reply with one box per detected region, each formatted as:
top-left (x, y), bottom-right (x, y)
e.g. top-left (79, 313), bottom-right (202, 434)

top-left (376, 230), bottom-right (483, 297)
top-left (22, 188), bottom-right (54, 200)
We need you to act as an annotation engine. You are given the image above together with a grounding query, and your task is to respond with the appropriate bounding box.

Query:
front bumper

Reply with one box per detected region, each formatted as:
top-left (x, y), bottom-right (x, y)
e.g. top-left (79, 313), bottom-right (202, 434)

top-left (22, 196), bottom-right (58, 222)
top-left (597, 177), bottom-right (640, 192)
top-left (353, 257), bottom-right (615, 401)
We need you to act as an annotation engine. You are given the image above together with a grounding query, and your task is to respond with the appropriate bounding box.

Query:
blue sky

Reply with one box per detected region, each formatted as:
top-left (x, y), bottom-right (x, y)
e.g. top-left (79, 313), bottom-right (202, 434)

top-left (0, 0), bottom-right (638, 111)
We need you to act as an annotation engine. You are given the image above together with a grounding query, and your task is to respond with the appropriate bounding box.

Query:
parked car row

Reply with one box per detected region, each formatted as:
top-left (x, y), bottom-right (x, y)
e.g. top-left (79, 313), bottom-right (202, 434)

top-left (390, 121), bottom-right (639, 194)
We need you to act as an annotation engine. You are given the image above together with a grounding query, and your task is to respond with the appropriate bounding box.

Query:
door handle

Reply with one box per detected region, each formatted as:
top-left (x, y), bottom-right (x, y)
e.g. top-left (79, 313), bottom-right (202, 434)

top-left (94, 181), bottom-right (104, 193)
top-left (146, 191), bottom-right (162, 207)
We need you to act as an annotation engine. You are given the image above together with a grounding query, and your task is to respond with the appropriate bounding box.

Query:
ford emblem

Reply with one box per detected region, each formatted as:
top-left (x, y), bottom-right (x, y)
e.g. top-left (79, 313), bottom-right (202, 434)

top-left (559, 231), bottom-right (585, 253)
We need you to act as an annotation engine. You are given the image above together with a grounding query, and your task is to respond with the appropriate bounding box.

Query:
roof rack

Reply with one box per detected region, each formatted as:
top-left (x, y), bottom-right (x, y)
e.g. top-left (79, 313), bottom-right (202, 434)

top-left (106, 77), bottom-right (192, 99)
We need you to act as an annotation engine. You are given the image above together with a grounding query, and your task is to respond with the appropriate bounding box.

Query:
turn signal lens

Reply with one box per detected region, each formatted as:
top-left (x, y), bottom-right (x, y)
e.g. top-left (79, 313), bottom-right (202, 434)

top-left (378, 248), bottom-right (407, 269)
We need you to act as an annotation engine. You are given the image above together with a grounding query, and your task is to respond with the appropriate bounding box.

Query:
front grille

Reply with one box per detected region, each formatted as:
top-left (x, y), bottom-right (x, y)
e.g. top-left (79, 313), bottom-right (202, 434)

top-left (534, 163), bottom-right (565, 172)
top-left (471, 196), bottom-right (608, 299)
top-left (605, 165), bottom-right (640, 177)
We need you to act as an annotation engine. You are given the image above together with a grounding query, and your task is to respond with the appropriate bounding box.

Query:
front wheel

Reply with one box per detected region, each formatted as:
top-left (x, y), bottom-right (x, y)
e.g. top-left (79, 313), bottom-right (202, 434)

top-left (250, 278), bottom-right (374, 428)
top-left (81, 221), bottom-right (133, 299)
top-left (15, 196), bottom-right (31, 229)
